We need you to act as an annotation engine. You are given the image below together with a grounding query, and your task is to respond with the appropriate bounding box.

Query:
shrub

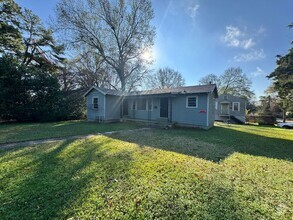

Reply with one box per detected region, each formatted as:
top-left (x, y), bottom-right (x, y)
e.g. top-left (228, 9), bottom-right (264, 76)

top-left (255, 114), bottom-right (276, 125)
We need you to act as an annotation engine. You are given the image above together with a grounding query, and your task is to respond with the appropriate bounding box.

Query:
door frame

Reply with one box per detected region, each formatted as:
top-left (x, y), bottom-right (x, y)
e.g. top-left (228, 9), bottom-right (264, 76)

top-left (160, 98), bottom-right (169, 118)
top-left (122, 99), bottom-right (128, 116)
top-left (221, 103), bottom-right (230, 115)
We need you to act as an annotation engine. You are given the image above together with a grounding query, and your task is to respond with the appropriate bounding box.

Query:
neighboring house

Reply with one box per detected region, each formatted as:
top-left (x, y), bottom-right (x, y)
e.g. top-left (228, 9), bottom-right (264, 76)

top-left (84, 84), bottom-right (218, 129)
top-left (215, 94), bottom-right (246, 124)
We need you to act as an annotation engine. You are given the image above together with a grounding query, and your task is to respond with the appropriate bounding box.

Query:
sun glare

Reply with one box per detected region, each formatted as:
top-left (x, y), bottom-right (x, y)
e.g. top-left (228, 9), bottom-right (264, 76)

top-left (141, 48), bottom-right (154, 62)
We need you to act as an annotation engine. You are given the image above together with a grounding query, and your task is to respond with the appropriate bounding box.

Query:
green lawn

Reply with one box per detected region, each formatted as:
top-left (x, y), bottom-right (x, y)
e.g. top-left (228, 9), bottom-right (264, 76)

top-left (0, 123), bottom-right (292, 219)
top-left (0, 120), bottom-right (141, 144)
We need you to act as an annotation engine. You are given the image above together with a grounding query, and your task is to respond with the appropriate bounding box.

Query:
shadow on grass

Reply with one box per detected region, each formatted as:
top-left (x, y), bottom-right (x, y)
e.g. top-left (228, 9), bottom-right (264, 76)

top-left (0, 138), bottom-right (134, 219)
top-left (0, 133), bottom-right (291, 218)
top-left (109, 125), bottom-right (293, 162)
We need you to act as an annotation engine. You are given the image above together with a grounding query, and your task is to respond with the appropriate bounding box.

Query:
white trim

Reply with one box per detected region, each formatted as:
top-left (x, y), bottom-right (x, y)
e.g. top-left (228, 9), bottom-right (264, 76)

top-left (84, 86), bottom-right (107, 97)
top-left (92, 96), bottom-right (99, 109)
top-left (137, 99), bottom-right (148, 111)
top-left (232, 102), bottom-right (240, 111)
top-left (147, 99), bottom-right (153, 111)
top-left (221, 103), bottom-right (230, 114)
top-left (215, 101), bottom-right (218, 110)
top-left (206, 94), bottom-right (209, 127)
top-left (186, 96), bottom-right (198, 108)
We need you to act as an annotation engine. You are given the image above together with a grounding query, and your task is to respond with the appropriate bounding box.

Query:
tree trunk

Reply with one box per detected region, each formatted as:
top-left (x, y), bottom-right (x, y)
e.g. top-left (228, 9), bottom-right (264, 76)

top-left (120, 77), bottom-right (126, 91)
top-left (283, 109), bottom-right (286, 123)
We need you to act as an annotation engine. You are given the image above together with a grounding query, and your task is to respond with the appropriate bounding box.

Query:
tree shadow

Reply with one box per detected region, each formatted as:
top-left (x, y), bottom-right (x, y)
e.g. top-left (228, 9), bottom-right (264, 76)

top-left (108, 126), bottom-right (293, 162)
top-left (0, 137), bottom-right (134, 219)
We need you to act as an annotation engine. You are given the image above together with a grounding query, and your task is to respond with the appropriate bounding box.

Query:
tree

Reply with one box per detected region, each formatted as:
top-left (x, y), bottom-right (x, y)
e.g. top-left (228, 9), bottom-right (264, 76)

top-left (149, 67), bottom-right (185, 89)
top-left (198, 74), bottom-right (219, 86)
top-left (71, 49), bottom-right (110, 89)
top-left (0, 0), bottom-right (23, 54)
top-left (198, 67), bottom-right (254, 99)
top-left (55, 0), bottom-right (155, 91)
top-left (219, 67), bottom-right (254, 98)
top-left (20, 9), bottom-right (65, 71)
top-left (267, 23), bottom-right (293, 122)
top-left (0, 55), bottom-right (61, 121)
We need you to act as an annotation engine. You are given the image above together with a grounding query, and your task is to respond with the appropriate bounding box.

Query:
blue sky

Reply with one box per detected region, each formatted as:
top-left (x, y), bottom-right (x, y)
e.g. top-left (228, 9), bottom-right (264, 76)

top-left (16, 0), bottom-right (293, 97)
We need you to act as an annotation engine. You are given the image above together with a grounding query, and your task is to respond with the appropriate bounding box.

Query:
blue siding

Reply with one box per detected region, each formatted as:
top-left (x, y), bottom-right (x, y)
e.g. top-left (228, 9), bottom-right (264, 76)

top-left (105, 96), bottom-right (122, 121)
top-left (126, 94), bottom-right (210, 128)
top-left (172, 94), bottom-right (208, 127)
top-left (127, 98), bottom-right (160, 120)
top-left (86, 90), bottom-right (105, 121)
top-left (208, 93), bottom-right (215, 127)
top-left (86, 88), bottom-right (216, 128)
top-left (215, 94), bottom-right (246, 122)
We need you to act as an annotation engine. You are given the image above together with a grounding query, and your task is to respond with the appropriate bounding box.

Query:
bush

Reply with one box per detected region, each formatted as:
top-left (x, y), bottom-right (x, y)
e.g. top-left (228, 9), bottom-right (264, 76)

top-left (255, 114), bottom-right (276, 125)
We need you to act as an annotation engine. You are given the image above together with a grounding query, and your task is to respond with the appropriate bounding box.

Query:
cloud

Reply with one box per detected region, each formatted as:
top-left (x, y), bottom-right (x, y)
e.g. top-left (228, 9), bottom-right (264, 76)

top-left (186, 2), bottom-right (200, 20)
top-left (234, 49), bottom-right (266, 62)
top-left (251, 67), bottom-right (265, 77)
top-left (257, 26), bottom-right (266, 34)
top-left (222, 25), bottom-right (255, 49)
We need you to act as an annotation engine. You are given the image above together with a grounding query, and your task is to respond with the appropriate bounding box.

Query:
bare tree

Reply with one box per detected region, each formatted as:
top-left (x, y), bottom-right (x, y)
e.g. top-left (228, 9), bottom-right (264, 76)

top-left (149, 67), bottom-right (185, 89)
top-left (220, 67), bottom-right (254, 98)
top-left (55, 0), bottom-right (155, 91)
top-left (199, 67), bottom-right (254, 98)
top-left (198, 73), bottom-right (220, 86)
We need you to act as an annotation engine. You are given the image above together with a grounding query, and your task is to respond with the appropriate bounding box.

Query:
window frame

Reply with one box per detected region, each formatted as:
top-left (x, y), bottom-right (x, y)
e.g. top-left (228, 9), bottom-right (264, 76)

top-left (186, 96), bottom-right (198, 108)
top-left (137, 99), bottom-right (147, 110)
top-left (92, 96), bottom-right (99, 109)
top-left (215, 101), bottom-right (218, 110)
top-left (147, 99), bottom-right (153, 111)
top-left (232, 102), bottom-right (240, 111)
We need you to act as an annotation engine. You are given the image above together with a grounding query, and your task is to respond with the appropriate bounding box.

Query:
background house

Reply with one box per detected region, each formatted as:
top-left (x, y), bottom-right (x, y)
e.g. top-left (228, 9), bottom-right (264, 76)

top-left (215, 94), bottom-right (246, 123)
top-left (84, 84), bottom-right (218, 129)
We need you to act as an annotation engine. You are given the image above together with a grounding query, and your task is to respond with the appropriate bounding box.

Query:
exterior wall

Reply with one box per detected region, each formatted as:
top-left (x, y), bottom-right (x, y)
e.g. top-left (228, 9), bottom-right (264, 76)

top-left (105, 96), bottom-right (122, 121)
top-left (171, 93), bottom-right (208, 128)
top-left (86, 88), bottom-right (216, 128)
top-left (125, 93), bottom-right (214, 128)
top-left (86, 89), bottom-right (105, 121)
top-left (215, 94), bottom-right (246, 122)
top-left (127, 97), bottom-right (160, 121)
top-left (207, 93), bottom-right (216, 127)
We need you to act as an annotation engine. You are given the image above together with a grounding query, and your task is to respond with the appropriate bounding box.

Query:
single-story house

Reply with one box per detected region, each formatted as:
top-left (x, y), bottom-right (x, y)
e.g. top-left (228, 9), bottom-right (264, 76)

top-left (215, 94), bottom-right (246, 123)
top-left (84, 84), bottom-right (218, 129)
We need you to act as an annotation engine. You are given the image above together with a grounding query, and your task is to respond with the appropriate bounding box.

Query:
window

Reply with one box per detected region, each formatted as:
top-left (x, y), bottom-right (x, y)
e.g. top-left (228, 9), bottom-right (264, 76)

top-left (186, 96), bottom-right (198, 108)
top-left (92, 97), bottom-right (98, 109)
top-left (147, 99), bottom-right (153, 111)
top-left (132, 100), bottom-right (136, 110)
top-left (215, 101), bottom-right (218, 110)
top-left (137, 99), bottom-right (147, 110)
top-left (233, 102), bottom-right (240, 111)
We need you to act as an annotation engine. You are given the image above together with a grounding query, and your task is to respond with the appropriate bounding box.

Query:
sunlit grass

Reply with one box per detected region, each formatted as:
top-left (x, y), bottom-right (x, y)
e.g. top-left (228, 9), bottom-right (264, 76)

top-left (0, 124), bottom-right (292, 219)
top-left (215, 122), bottom-right (293, 141)
top-left (0, 121), bottom-right (142, 144)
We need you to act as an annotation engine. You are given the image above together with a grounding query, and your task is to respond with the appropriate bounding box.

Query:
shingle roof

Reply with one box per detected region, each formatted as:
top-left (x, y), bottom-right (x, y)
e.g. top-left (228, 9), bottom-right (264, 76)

top-left (128, 84), bottom-right (217, 96)
top-left (85, 84), bottom-right (218, 97)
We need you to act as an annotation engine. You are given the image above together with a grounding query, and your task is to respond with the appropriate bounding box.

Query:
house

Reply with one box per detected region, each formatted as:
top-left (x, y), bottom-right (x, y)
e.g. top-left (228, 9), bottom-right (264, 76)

top-left (84, 84), bottom-right (218, 129)
top-left (215, 94), bottom-right (246, 124)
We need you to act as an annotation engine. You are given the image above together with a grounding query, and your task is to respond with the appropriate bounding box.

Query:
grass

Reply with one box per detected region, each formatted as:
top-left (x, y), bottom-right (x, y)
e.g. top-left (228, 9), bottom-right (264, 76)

top-left (0, 120), bottom-right (142, 144)
top-left (0, 123), bottom-right (292, 219)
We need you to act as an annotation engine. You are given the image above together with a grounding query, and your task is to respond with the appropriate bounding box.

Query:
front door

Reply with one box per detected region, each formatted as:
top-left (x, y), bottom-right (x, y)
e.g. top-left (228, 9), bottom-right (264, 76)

top-left (221, 103), bottom-right (229, 115)
top-left (160, 98), bottom-right (168, 118)
top-left (123, 100), bottom-right (128, 116)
